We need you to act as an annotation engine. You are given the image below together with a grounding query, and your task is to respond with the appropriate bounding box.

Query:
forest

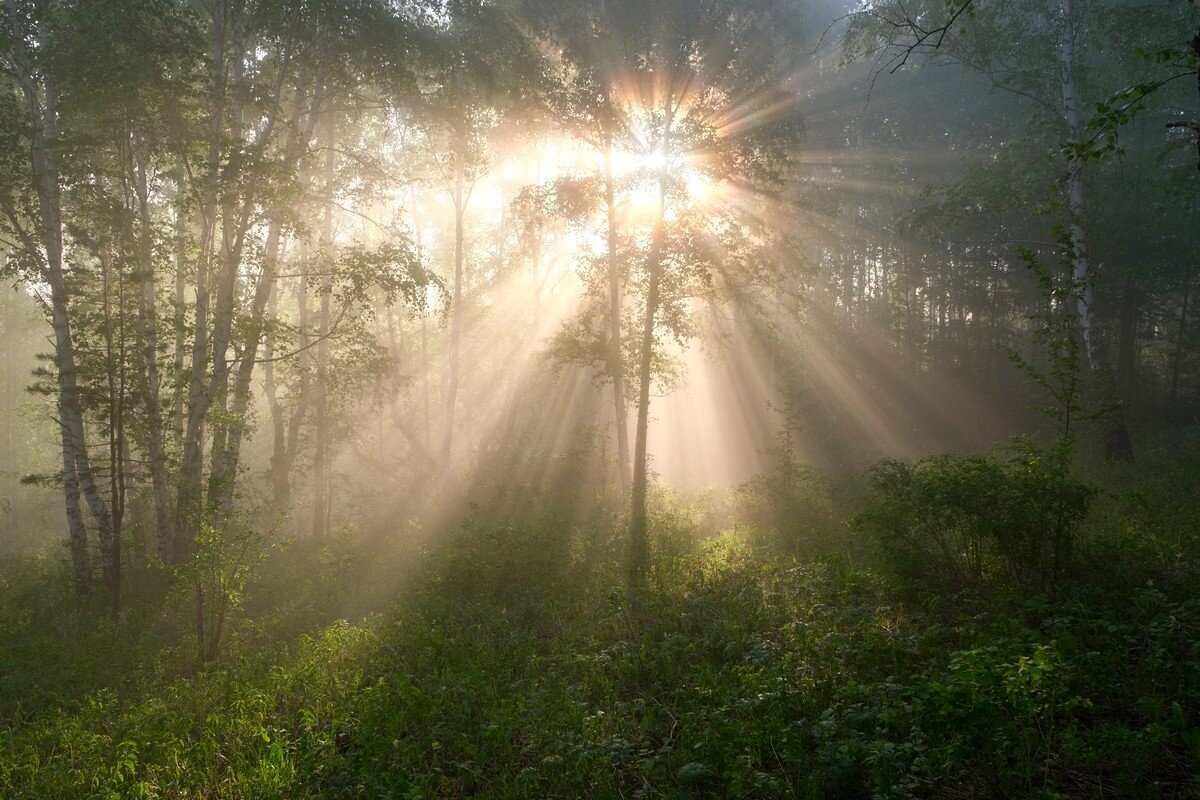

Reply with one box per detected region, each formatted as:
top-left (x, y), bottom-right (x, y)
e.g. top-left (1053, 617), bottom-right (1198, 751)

top-left (0, 0), bottom-right (1199, 797)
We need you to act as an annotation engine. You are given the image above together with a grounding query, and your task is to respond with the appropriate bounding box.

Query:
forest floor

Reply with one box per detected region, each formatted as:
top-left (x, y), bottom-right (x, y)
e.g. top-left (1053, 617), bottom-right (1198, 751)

top-left (1, 445), bottom-right (1199, 799)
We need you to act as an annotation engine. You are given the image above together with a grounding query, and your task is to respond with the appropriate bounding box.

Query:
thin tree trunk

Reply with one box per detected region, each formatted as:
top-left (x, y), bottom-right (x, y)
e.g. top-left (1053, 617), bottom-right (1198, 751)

top-left (1115, 278), bottom-right (1139, 396)
top-left (260, 83), bottom-right (325, 522)
top-left (132, 130), bottom-right (173, 561)
top-left (207, 220), bottom-right (283, 518)
top-left (1059, 0), bottom-right (1097, 368)
top-left (263, 278), bottom-right (284, 506)
top-left (1170, 272), bottom-right (1192, 406)
top-left (1059, 0), bottom-right (1133, 462)
top-left (60, 430), bottom-right (92, 594)
top-left (175, 0), bottom-right (235, 559)
top-left (1, 291), bottom-right (14, 542)
top-left (5, 5), bottom-right (112, 591)
top-left (311, 117), bottom-right (336, 539)
top-left (99, 251), bottom-right (125, 608)
top-left (267, 246), bottom-right (311, 518)
top-left (442, 145), bottom-right (465, 464)
top-left (172, 165), bottom-right (188, 458)
top-left (199, 2), bottom-right (249, 522)
top-left (630, 113), bottom-right (673, 585)
top-left (409, 203), bottom-right (433, 449)
top-left (604, 139), bottom-right (631, 493)
top-left (421, 313), bottom-right (431, 447)
top-left (206, 67), bottom-right (323, 516)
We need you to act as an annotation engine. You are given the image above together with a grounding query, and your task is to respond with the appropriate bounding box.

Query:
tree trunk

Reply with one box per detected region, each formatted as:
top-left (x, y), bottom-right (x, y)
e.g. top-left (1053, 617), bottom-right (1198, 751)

top-left (263, 281), bottom-right (285, 510)
top-left (5, 6), bottom-right (112, 592)
top-left (629, 113), bottom-right (673, 585)
top-left (603, 140), bottom-right (631, 493)
top-left (172, 164), bottom-right (188, 458)
top-left (207, 220), bottom-right (282, 519)
top-left (408, 202), bottom-right (433, 449)
top-left (628, 244), bottom-right (660, 585)
top-left (176, 0), bottom-right (271, 553)
top-left (311, 118), bottom-right (336, 539)
top-left (1170, 272), bottom-right (1192, 406)
top-left (260, 84), bottom-right (326, 523)
top-left (132, 130), bottom-right (173, 562)
top-left (267, 246), bottom-right (311, 519)
top-left (1115, 278), bottom-right (1139, 397)
top-left (1059, 0), bottom-right (1133, 462)
top-left (60, 432), bottom-right (92, 594)
top-left (99, 251), bottom-right (126, 609)
top-left (422, 313), bottom-right (431, 447)
top-left (442, 145), bottom-right (466, 465)
top-left (1059, 0), bottom-right (1097, 368)
top-left (205, 67), bottom-right (324, 517)
top-left (175, 0), bottom-right (235, 559)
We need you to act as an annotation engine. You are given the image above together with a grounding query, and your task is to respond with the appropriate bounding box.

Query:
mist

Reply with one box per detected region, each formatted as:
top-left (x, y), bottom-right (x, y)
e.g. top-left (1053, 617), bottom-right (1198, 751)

top-left (1, 0), bottom-right (1199, 796)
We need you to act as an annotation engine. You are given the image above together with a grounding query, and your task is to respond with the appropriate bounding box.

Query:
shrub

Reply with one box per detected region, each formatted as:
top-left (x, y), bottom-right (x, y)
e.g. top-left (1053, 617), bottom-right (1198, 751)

top-left (736, 427), bottom-right (849, 559)
top-left (855, 439), bottom-right (1094, 593)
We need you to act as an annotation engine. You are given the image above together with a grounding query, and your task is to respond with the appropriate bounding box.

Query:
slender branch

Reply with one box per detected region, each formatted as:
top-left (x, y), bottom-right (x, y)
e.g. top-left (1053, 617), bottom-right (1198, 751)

top-left (233, 302), bottom-right (350, 365)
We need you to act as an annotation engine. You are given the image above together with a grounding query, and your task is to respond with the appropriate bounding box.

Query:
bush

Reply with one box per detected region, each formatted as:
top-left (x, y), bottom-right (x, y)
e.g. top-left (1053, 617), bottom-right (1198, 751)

top-left (735, 428), bottom-right (853, 559)
top-left (855, 439), bottom-right (1094, 593)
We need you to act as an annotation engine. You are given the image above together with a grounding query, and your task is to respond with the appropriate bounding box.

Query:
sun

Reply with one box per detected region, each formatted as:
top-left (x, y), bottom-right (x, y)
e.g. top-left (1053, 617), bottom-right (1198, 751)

top-left (641, 149), bottom-right (668, 173)
top-left (608, 146), bottom-right (718, 215)
top-left (609, 147), bottom-right (666, 177)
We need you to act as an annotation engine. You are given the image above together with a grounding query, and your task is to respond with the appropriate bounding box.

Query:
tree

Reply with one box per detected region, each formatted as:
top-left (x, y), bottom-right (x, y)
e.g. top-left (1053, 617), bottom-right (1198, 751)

top-left (0, 0), bottom-right (178, 596)
top-left (532, 0), bottom-right (803, 583)
top-left (413, 0), bottom-right (547, 468)
top-left (846, 0), bottom-right (1196, 461)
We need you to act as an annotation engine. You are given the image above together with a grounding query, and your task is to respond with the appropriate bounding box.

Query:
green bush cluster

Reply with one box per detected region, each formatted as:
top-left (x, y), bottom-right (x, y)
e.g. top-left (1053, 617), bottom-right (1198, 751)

top-left (855, 440), bottom-right (1094, 593)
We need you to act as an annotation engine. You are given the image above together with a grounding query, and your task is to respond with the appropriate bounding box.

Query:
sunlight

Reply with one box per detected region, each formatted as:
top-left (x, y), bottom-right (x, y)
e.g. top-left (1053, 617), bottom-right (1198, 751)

top-left (607, 144), bottom-right (720, 217)
top-left (626, 178), bottom-right (661, 215)
top-left (474, 185), bottom-right (505, 222)
top-left (682, 170), bottom-right (715, 205)
top-left (642, 148), bottom-right (667, 173)
top-left (648, 335), bottom-right (776, 488)
top-left (609, 146), bottom-right (664, 177)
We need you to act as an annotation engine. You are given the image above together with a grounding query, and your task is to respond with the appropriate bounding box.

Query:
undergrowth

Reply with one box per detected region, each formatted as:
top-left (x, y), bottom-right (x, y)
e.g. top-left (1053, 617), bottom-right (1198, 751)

top-left (1, 445), bottom-right (1199, 798)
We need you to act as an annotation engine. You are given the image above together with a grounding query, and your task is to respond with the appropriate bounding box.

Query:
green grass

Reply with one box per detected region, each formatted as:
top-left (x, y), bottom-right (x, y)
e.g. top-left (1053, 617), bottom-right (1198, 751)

top-left (2, 456), bottom-right (1199, 798)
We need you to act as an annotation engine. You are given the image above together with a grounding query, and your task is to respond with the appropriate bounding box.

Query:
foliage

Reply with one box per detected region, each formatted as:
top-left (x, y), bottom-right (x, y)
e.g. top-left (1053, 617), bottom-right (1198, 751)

top-left (176, 518), bottom-right (267, 664)
top-left (2, 446), bottom-right (1199, 797)
top-left (0, 1), bottom-right (1199, 798)
top-left (1006, 242), bottom-right (1098, 443)
top-left (735, 420), bottom-right (847, 558)
top-left (856, 440), bottom-right (1094, 594)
